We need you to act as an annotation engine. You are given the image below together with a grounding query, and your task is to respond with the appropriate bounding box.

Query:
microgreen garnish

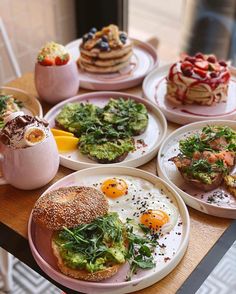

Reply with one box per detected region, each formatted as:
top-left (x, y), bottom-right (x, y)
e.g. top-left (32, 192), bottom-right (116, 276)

top-left (55, 213), bottom-right (157, 279)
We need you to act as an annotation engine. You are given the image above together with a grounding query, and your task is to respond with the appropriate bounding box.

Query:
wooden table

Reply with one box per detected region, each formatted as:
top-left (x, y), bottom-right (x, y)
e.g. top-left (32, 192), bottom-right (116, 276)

top-left (0, 73), bottom-right (233, 294)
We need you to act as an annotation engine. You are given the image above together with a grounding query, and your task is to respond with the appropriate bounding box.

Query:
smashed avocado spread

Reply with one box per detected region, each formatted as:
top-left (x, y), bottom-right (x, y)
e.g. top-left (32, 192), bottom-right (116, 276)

top-left (79, 137), bottom-right (135, 161)
top-left (55, 103), bottom-right (102, 136)
top-left (102, 98), bottom-right (148, 135)
top-left (55, 98), bottom-right (149, 162)
top-left (54, 213), bottom-right (127, 273)
top-left (53, 213), bottom-right (157, 279)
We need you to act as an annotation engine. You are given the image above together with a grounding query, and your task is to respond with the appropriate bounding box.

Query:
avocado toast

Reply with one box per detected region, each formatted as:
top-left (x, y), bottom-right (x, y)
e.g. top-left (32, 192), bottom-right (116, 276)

top-left (169, 126), bottom-right (236, 191)
top-left (55, 98), bottom-right (149, 163)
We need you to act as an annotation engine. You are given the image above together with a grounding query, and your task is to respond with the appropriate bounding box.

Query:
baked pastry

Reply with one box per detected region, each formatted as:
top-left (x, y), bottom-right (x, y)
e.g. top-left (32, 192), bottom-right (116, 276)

top-left (165, 53), bottom-right (231, 105)
top-left (78, 24), bottom-right (133, 73)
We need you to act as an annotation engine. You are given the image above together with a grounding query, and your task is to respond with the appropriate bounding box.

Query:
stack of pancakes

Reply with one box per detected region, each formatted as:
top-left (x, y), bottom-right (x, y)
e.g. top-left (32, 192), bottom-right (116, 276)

top-left (78, 25), bottom-right (133, 74)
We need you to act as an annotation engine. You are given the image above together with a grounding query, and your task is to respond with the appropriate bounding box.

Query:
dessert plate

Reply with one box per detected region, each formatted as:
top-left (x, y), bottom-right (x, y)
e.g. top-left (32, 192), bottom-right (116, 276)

top-left (157, 120), bottom-right (236, 218)
top-left (66, 38), bottom-right (158, 90)
top-left (44, 91), bottom-right (167, 170)
top-left (0, 86), bottom-right (43, 118)
top-left (143, 65), bottom-right (236, 124)
top-left (28, 166), bottom-right (190, 294)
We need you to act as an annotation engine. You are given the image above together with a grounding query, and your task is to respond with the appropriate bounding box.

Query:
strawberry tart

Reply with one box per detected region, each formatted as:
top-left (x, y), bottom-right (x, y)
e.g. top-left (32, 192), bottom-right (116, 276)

top-left (165, 53), bottom-right (231, 106)
top-left (78, 24), bottom-right (133, 73)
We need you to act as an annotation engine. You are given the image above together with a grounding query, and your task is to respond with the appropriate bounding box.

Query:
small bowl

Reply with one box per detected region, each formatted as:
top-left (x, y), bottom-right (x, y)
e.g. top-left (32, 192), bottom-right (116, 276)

top-left (35, 60), bottom-right (80, 104)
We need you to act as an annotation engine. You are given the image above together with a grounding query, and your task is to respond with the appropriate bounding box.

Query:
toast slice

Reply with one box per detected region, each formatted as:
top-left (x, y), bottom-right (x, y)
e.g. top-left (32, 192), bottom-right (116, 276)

top-left (52, 237), bottom-right (121, 281)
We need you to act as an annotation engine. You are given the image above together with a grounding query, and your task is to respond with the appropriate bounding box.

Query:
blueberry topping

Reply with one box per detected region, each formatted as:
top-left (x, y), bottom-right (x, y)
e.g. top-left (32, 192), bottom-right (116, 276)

top-left (82, 34), bottom-right (89, 43)
top-left (120, 38), bottom-right (126, 44)
top-left (87, 32), bottom-right (94, 39)
top-left (90, 27), bottom-right (97, 34)
top-left (102, 35), bottom-right (108, 42)
top-left (119, 32), bottom-right (127, 39)
top-left (100, 41), bottom-right (109, 51)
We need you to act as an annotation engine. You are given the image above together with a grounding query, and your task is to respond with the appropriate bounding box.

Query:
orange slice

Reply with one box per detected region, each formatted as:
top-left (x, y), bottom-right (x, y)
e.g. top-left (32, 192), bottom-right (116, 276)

top-left (51, 128), bottom-right (74, 137)
top-left (54, 136), bottom-right (79, 153)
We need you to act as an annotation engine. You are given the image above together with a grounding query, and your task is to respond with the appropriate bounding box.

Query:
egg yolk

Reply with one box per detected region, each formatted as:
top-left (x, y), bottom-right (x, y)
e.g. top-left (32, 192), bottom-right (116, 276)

top-left (140, 209), bottom-right (169, 231)
top-left (101, 178), bottom-right (128, 198)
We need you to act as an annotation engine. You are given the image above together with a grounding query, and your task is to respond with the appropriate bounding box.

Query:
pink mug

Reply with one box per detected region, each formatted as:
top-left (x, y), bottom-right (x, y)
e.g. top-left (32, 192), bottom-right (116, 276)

top-left (0, 132), bottom-right (59, 190)
top-left (35, 60), bottom-right (80, 104)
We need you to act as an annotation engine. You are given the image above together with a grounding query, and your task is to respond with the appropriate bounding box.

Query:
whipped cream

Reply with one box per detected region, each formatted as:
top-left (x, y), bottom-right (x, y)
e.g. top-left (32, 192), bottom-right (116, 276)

top-left (0, 115), bottom-right (49, 149)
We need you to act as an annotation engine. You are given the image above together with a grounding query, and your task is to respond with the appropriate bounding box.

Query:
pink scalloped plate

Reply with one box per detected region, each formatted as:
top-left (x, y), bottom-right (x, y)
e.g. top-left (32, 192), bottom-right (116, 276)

top-left (44, 91), bottom-right (167, 170)
top-left (143, 65), bottom-right (236, 124)
top-left (66, 38), bottom-right (158, 90)
top-left (28, 166), bottom-right (190, 294)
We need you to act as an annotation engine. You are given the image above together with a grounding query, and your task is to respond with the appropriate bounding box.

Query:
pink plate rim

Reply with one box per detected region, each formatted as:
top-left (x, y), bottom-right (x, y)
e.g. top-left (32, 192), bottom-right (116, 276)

top-left (44, 91), bottom-right (167, 170)
top-left (143, 64), bottom-right (236, 123)
top-left (28, 166), bottom-right (190, 291)
top-left (157, 119), bottom-right (236, 217)
top-left (66, 38), bottom-right (158, 90)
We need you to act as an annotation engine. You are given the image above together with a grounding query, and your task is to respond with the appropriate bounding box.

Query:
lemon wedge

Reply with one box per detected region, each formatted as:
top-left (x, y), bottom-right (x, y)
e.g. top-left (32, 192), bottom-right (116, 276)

top-left (54, 136), bottom-right (79, 152)
top-left (51, 128), bottom-right (74, 137)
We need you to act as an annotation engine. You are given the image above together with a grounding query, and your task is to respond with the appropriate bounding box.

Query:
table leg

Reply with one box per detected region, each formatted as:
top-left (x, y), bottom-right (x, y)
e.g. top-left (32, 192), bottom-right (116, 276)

top-left (0, 248), bottom-right (14, 292)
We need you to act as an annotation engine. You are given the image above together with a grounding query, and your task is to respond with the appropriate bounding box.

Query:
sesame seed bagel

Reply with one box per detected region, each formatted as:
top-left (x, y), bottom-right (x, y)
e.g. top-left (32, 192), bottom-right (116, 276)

top-left (32, 186), bottom-right (109, 230)
top-left (51, 236), bottom-right (121, 281)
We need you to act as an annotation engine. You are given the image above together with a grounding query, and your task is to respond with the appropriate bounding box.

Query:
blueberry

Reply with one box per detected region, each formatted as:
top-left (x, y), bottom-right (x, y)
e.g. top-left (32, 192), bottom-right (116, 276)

top-left (120, 37), bottom-right (126, 44)
top-left (87, 32), bottom-right (94, 39)
top-left (90, 27), bottom-right (97, 34)
top-left (119, 33), bottom-right (127, 39)
top-left (100, 41), bottom-right (109, 51)
top-left (82, 34), bottom-right (89, 43)
top-left (102, 36), bottom-right (108, 42)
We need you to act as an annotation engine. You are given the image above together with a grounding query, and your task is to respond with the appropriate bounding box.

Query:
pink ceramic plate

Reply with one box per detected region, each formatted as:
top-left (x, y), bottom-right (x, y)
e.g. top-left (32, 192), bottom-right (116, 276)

top-left (143, 65), bottom-right (236, 124)
top-left (66, 38), bottom-right (158, 90)
top-left (44, 91), bottom-right (167, 170)
top-left (157, 120), bottom-right (236, 218)
top-left (28, 166), bottom-right (190, 294)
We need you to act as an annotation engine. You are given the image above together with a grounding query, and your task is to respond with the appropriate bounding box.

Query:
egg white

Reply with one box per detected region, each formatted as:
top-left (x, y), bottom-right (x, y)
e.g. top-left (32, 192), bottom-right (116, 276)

top-left (84, 175), bottom-right (179, 236)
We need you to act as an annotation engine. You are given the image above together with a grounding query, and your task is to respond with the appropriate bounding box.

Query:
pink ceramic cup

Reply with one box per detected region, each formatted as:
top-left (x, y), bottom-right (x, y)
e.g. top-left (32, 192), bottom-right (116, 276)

top-left (0, 132), bottom-right (59, 190)
top-left (35, 60), bottom-right (80, 104)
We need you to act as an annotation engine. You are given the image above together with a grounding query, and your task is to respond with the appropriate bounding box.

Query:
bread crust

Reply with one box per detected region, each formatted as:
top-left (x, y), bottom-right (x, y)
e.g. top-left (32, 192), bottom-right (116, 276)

top-left (32, 186), bottom-right (108, 230)
top-left (51, 234), bottom-right (121, 281)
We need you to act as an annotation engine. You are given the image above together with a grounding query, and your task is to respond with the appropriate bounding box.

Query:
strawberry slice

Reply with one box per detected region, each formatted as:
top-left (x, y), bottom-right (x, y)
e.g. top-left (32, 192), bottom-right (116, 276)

top-left (181, 61), bottom-right (193, 72)
top-left (195, 61), bottom-right (209, 70)
top-left (55, 53), bottom-right (70, 66)
top-left (193, 67), bottom-right (207, 78)
top-left (38, 56), bottom-right (54, 66)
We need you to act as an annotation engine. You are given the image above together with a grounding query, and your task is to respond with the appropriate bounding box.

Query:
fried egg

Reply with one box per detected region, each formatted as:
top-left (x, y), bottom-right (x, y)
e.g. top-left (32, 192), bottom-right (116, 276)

top-left (99, 176), bottom-right (179, 236)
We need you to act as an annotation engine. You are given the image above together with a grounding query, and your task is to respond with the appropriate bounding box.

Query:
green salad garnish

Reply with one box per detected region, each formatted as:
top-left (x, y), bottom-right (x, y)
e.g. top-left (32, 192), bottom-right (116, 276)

top-left (0, 94), bottom-right (23, 128)
top-left (55, 98), bottom-right (149, 162)
top-left (54, 213), bottom-right (156, 280)
top-left (179, 126), bottom-right (236, 157)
